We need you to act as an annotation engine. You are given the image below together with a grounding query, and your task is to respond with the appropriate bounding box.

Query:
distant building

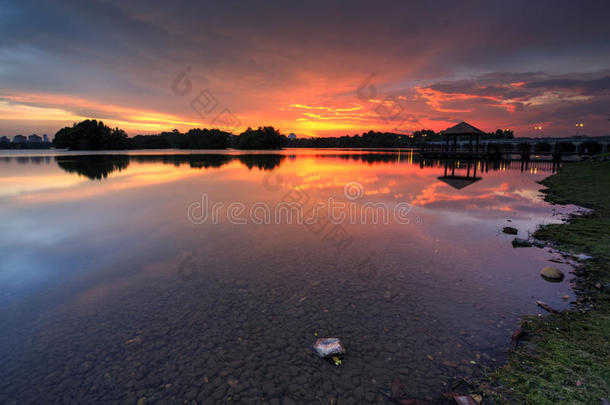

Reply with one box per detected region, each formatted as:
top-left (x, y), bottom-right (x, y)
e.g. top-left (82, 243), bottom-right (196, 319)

top-left (43, 134), bottom-right (49, 142)
top-left (288, 133), bottom-right (297, 139)
top-left (13, 134), bottom-right (27, 143)
top-left (28, 134), bottom-right (43, 143)
top-left (0, 136), bottom-right (9, 143)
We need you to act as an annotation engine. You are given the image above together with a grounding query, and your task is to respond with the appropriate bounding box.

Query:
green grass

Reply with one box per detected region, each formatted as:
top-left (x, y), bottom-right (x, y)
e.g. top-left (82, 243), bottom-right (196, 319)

top-left (481, 160), bottom-right (610, 404)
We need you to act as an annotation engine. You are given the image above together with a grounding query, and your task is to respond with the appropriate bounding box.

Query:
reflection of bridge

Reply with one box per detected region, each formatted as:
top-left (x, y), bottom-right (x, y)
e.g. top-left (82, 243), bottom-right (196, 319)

top-left (419, 157), bottom-right (560, 173)
top-left (419, 158), bottom-right (560, 189)
top-left (423, 135), bottom-right (610, 160)
top-left (321, 151), bottom-right (562, 174)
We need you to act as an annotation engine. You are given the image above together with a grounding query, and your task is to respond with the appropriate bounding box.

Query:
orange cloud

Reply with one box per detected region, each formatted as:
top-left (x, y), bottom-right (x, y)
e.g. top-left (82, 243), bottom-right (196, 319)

top-left (416, 86), bottom-right (518, 114)
top-left (290, 104), bottom-right (363, 112)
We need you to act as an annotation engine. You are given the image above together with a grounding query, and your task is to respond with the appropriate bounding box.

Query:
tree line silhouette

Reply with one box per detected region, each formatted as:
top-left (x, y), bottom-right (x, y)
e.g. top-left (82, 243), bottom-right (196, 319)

top-left (52, 120), bottom-right (286, 150)
top-left (46, 119), bottom-right (516, 150)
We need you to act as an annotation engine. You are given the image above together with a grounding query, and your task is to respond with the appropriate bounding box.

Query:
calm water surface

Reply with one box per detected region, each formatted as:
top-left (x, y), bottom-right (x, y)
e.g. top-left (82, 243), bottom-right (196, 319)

top-left (0, 149), bottom-right (575, 404)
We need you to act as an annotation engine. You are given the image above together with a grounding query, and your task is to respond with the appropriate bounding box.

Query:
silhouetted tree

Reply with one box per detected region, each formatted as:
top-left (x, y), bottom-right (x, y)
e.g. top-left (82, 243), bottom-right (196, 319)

top-left (234, 126), bottom-right (285, 149)
top-left (285, 130), bottom-right (423, 148)
top-left (53, 119), bottom-right (128, 150)
top-left (184, 128), bottom-right (230, 149)
top-left (129, 134), bottom-right (171, 149)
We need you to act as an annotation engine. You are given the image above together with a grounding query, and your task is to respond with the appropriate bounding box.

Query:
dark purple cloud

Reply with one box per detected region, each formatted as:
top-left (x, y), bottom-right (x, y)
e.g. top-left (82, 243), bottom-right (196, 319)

top-left (524, 76), bottom-right (610, 95)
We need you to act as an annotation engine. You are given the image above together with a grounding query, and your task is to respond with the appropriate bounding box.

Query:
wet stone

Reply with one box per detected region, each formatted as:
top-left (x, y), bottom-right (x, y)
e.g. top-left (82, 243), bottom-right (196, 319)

top-left (502, 226), bottom-right (518, 235)
top-left (512, 238), bottom-right (533, 248)
top-left (312, 338), bottom-right (345, 358)
top-left (540, 266), bottom-right (565, 281)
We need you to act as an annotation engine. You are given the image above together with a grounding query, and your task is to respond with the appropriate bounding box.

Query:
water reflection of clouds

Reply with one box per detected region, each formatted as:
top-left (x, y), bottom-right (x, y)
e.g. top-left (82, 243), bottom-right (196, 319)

top-left (0, 151), bottom-right (565, 308)
top-left (0, 253), bottom-right (48, 292)
top-left (11, 163), bottom-right (222, 204)
top-left (260, 157), bottom-right (558, 225)
top-left (0, 173), bottom-right (85, 198)
top-left (413, 181), bottom-right (511, 206)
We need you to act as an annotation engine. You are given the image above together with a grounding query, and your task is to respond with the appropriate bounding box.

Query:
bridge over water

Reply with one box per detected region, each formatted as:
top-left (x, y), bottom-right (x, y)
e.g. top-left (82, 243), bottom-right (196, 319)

top-left (423, 135), bottom-right (610, 160)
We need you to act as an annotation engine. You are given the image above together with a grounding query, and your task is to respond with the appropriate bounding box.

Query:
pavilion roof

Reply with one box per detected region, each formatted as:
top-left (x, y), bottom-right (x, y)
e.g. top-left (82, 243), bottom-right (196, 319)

top-left (441, 122), bottom-right (486, 136)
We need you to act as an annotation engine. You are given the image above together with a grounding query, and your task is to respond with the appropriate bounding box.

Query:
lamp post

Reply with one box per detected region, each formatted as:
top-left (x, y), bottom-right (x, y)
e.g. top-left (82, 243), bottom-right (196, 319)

top-left (575, 122), bottom-right (584, 136)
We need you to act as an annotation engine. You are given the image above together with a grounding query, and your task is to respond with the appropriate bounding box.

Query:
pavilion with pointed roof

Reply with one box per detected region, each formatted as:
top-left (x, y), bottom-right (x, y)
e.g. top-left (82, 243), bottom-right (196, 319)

top-left (441, 121), bottom-right (486, 152)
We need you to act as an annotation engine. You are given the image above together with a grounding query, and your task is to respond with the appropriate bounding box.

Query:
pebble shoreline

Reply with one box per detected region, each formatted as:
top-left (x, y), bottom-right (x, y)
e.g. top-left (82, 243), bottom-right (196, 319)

top-left (0, 259), bottom-right (509, 404)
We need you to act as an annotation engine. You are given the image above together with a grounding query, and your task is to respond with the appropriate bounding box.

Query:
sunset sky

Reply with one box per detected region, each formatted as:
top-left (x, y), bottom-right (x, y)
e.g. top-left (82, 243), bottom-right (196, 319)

top-left (1, 0), bottom-right (609, 138)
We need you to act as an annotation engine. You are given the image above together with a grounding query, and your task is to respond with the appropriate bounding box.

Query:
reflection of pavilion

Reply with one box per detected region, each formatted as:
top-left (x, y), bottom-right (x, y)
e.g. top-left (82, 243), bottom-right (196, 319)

top-left (438, 160), bottom-right (481, 189)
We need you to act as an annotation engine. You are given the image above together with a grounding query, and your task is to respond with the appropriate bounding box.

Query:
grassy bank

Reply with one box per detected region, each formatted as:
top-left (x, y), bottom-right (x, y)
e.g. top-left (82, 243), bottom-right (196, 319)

top-left (483, 159), bottom-right (610, 404)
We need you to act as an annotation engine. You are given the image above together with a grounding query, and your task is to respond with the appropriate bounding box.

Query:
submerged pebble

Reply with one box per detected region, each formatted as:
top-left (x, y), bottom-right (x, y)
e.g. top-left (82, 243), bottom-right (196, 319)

top-left (312, 338), bottom-right (345, 358)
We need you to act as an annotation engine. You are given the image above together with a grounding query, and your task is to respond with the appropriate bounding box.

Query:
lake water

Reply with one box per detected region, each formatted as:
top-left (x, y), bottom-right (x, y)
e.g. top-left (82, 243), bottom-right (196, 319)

top-left (0, 149), bottom-right (575, 404)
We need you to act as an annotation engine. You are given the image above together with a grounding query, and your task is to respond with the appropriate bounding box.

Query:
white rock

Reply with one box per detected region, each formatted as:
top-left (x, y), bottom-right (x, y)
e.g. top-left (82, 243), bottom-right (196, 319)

top-left (312, 337), bottom-right (345, 358)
